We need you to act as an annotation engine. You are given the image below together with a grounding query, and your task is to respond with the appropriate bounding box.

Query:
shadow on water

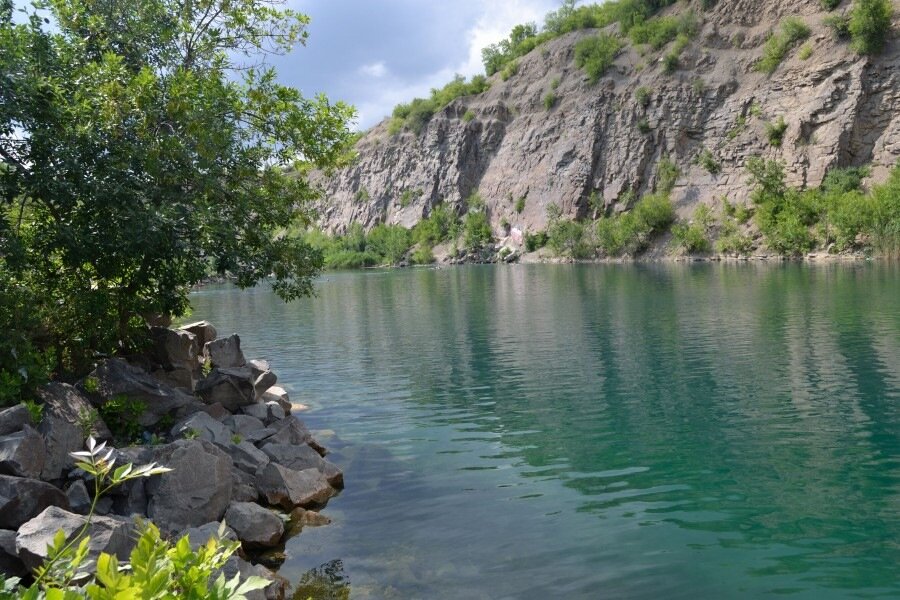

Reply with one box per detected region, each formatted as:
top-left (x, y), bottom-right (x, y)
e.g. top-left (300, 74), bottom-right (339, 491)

top-left (190, 262), bottom-right (900, 599)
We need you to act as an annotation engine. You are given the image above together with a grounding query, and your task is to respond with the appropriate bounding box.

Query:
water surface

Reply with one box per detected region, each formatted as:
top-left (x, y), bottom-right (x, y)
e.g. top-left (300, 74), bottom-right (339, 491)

top-left (189, 263), bottom-right (900, 599)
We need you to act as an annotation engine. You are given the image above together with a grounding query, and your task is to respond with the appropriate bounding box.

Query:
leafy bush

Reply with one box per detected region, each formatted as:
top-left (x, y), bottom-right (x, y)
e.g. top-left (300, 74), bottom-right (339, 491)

top-left (638, 118), bottom-right (652, 133)
top-left (635, 86), bottom-right (652, 107)
top-left (575, 34), bottom-right (624, 83)
top-left (766, 116), bottom-right (788, 146)
top-left (672, 222), bottom-right (711, 253)
top-left (392, 75), bottom-right (490, 134)
top-left (849, 0), bottom-right (894, 54)
top-left (596, 192), bottom-right (675, 256)
top-left (399, 188), bottom-right (422, 207)
top-left (500, 60), bottom-right (519, 81)
top-left (756, 17), bottom-right (811, 74)
top-left (367, 225), bottom-right (412, 264)
top-left (548, 220), bottom-right (594, 258)
top-left (463, 194), bottom-right (492, 251)
top-left (0, 271), bottom-right (53, 408)
top-left (515, 196), bottom-right (526, 214)
top-left (824, 14), bottom-right (852, 38)
top-left (715, 220), bottom-right (754, 254)
top-left (630, 11), bottom-right (697, 49)
top-left (524, 231), bottom-right (549, 252)
top-left (543, 91), bottom-right (558, 110)
top-left (99, 396), bottom-right (147, 443)
top-left (462, 110), bottom-right (476, 122)
top-left (798, 42), bottom-right (814, 60)
top-left (695, 148), bottom-right (721, 174)
top-left (821, 0), bottom-right (842, 9)
top-left (411, 245), bottom-right (435, 264)
top-left (656, 157), bottom-right (680, 194)
top-left (414, 204), bottom-right (459, 246)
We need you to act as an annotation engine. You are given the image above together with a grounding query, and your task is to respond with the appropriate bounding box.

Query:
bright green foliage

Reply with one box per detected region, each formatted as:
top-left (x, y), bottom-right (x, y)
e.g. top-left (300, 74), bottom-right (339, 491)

top-left (635, 86), bottom-right (652, 107)
top-left (0, 272), bottom-right (52, 407)
top-left (524, 231), bottom-right (549, 252)
top-left (414, 204), bottom-right (459, 247)
top-left (464, 195), bottom-right (493, 251)
top-left (798, 42), bottom-right (814, 60)
top-left (98, 396), bottom-right (146, 443)
top-left (629, 11), bottom-right (697, 49)
top-left (695, 148), bottom-right (721, 174)
top-left (575, 34), bottom-right (624, 83)
top-left (715, 220), bottom-right (754, 254)
top-left (0, 0), bottom-right (353, 377)
top-left (821, 0), bottom-right (842, 9)
top-left (462, 110), bottom-right (476, 122)
top-left (824, 14), bottom-right (852, 38)
top-left (672, 205), bottom-right (713, 253)
top-left (766, 116), bottom-right (789, 146)
top-left (366, 225), bottom-right (412, 265)
top-left (748, 158), bottom-right (816, 254)
top-left (548, 219), bottom-right (594, 258)
top-left (656, 157), bottom-right (680, 194)
top-left (400, 189), bottom-right (422, 208)
top-left (515, 196), bottom-right (527, 214)
top-left (411, 245), bottom-right (435, 265)
top-left (849, 0), bottom-right (894, 54)
top-left (756, 17), bottom-right (812, 74)
top-left (596, 192), bottom-right (675, 256)
top-left (500, 61), bottom-right (520, 81)
top-left (392, 75), bottom-right (490, 134)
top-left (662, 34), bottom-right (690, 73)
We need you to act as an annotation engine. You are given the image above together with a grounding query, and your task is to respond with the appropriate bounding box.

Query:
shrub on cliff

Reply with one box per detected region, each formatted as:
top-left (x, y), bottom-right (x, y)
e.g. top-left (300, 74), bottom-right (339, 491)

top-left (0, 0), bottom-right (353, 376)
top-left (575, 34), bottom-right (624, 83)
top-left (849, 0), bottom-right (894, 54)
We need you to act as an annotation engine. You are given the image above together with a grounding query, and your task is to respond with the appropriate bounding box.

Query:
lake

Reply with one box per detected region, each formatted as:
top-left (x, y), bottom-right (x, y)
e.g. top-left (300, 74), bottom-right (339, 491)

top-left (189, 263), bottom-right (900, 599)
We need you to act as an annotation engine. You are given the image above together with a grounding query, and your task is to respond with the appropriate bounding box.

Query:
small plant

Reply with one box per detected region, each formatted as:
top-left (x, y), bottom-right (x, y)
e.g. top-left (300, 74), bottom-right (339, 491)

top-left (749, 102), bottom-right (763, 118)
top-left (231, 433), bottom-right (243, 444)
top-left (499, 247), bottom-right (512, 260)
top-left (355, 187), bottom-right (370, 203)
top-left (400, 188), bottom-right (422, 208)
top-left (183, 428), bottom-right (200, 440)
top-left (821, 0), bottom-right (842, 9)
top-left (500, 60), bottom-right (519, 81)
top-left (637, 118), bottom-right (651, 134)
top-left (550, 77), bottom-right (561, 90)
top-left (662, 51), bottom-right (679, 73)
top-left (462, 110), bottom-right (476, 122)
top-left (387, 117), bottom-right (404, 136)
top-left (695, 148), bottom-right (721, 175)
top-left (692, 78), bottom-right (706, 95)
top-left (824, 13), bottom-right (851, 38)
top-left (849, 0), bottom-right (893, 55)
top-left (635, 86), bottom-right (652, 108)
top-left (515, 196), bottom-right (526, 214)
top-left (77, 408), bottom-right (98, 438)
top-left (99, 395), bottom-right (146, 443)
top-left (656, 157), bottom-right (680, 194)
top-left (411, 245), bottom-right (435, 264)
top-left (756, 17), bottom-right (811, 74)
top-left (574, 34), bottom-right (623, 83)
top-left (798, 42), bottom-right (814, 60)
top-left (543, 91), bottom-right (558, 110)
top-left (24, 399), bottom-right (44, 424)
top-left (727, 116), bottom-right (747, 140)
top-left (82, 375), bottom-right (100, 394)
top-left (766, 116), bottom-right (788, 146)
top-left (201, 357), bottom-right (213, 377)
top-left (715, 220), bottom-right (754, 254)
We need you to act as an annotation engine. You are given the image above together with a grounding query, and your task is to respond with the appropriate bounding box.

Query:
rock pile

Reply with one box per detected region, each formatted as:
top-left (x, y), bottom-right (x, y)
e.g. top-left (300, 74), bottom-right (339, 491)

top-left (0, 321), bottom-right (342, 599)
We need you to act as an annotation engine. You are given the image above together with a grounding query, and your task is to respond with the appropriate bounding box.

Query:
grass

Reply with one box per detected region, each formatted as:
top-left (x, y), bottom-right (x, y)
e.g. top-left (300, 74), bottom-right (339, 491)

top-left (756, 17), bottom-right (811, 74)
top-left (515, 196), bottom-right (526, 214)
top-left (798, 42), bottom-right (813, 60)
top-left (543, 91), bottom-right (558, 110)
top-left (462, 110), bottom-right (475, 122)
top-left (635, 86), bottom-right (652, 108)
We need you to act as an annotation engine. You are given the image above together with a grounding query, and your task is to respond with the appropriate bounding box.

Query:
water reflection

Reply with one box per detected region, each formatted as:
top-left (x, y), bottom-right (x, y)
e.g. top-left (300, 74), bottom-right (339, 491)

top-left (190, 263), bottom-right (900, 598)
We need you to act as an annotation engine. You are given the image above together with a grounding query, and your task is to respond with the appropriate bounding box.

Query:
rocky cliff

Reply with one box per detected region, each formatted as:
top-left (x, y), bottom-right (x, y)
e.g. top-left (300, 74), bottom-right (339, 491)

top-left (313, 0), bottom-right (899, 241)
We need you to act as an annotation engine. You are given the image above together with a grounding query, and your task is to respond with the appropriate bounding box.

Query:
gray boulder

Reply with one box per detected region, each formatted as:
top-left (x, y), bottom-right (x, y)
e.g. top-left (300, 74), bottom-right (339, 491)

top-left (224, 502), bottom-right (284, 549)
top-left (264, 402), bottom-right (286, 423)
top-left (0, 404), bottom-right (31, 436)
top-left (259, 386), bottom-right (291, 414)
top-left (231, 468), bottom-right (259, 503)
top-left (195, 368), bottom-right (255, 412)
top-left (241, 403), bottom-right (269, 422)
top-left (149, 327), bottom-right (200, 390)
top-left (203, 335), bottom-right (245, 369)
top-left (66, 480), bottom-right (92, 515)
top-left (261, 443), bottom-right (343, 488)
top-left (247, 361), bottom-right (277, 400)
top-left (0, 426), bottom-right (45, 478)
top-left (261, 418), bottom-right (326, 456)
top-left (86, 359), bottom-right (195, 426)
top-left (180, 321), bottom-right (218, 351)
top-left (0, 474), bottom-right (69, 529)
top-left (243, 427), bottom-right (277, 444)
top-left (146, 440), bottom-right (233, 533)
top-left (16, 506), bottom-right (134, 570)
top-left (181, 521), bottom-right (237, 551)
top-left (225, 441), bottom-right (269, 475)
top-left (256, 463), bottom-right (334, 510)
top-left (36, 382), bottom-right (111, 481)
top-left (171, 411), bottom-right (232, 446)
top-left (224, 414), bottom-right (266, 437)
top-left (0, 529), bottom-right (26, 578)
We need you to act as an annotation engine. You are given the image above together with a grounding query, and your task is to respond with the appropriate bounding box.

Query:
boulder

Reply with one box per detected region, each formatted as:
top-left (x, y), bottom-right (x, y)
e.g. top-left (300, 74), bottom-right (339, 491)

top-left (86, 359), bottom-right (195, 426)
top-left (16, 506), bottom-right (134, 570)
top-left (0, 474), bottom-right (69, 529)
top-left (264, 402), bottom-right (286, 423)
top-left (243, 427), bottom-right (277, 444)
top-left (0, 529), bottom-right (26, 578)
top-left (224, 441), bottom-right (269, 475)
top-left (170, 411), bottom-right (232, 446)
top-left (231, 468), bottom-right (259, 503)
top-left (203, 335), bottom-right (245, 369)
top-left (224, 414), bottom-right (266, 437)
top-left (195, 368), bottom-right (255, 412)
top-left (259, 386), bottom-right (291, 414)
top-left (0, 404), bottom-right (31, 436)
top-left (220, 555), bottom-right (285, 600)
top-left (149, 327), bottom-right (200, 390)
top-left (261, 418), bottom-right (326, 456)
top-left (290, 507), bottom-right (332, 528)
top-left (146, 439), bottom-right (233, 533)
top-left (246, 361), bottom-right (277, 400)
top-left (224, 502), bottom-right (284, 549)
top-left (66, 480), bottom-right (92, 515)
top-left (241, 403), bottom-right (270, 422)
top-left (180, 321), bottom-right (218, 351)
top-left (110, 477), bottom-right (148, 518)
top-left (181, 521), bottom-right (237, 551)
top-left (260, 443), bottom-right (343, 488)
top-left (256, 463), bottom-right (334, 510)
top-left (35, 382), bottom-right (111, 481)
top-left (0, 426), bottom-right (45, 478)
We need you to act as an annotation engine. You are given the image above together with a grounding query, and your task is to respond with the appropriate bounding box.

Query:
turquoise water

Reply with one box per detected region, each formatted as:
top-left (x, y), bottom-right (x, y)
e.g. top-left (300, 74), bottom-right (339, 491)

top-left (189, 263), bottom-right (900, 599)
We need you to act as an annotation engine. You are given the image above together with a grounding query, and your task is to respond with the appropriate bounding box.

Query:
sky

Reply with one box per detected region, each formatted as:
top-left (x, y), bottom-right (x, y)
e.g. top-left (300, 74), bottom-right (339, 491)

top-left (275, 0), bottom-right (562, 130)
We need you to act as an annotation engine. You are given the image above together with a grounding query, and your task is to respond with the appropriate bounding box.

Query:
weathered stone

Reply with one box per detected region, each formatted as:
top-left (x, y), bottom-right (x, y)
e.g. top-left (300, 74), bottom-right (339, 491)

top-left (16, 506), bottom-right (134, 570)
top-left (264, 402), bottom-right (286, 423)
top-left (110, 477), bottom-right (148, 518)
top-left (261, 443), bottom-right (343, 488)
top-left (180, 321), bottom-right (218, 351)
top-left (243, 427), bottom-right (277, 444)
top-left (203, 335), bottom-right (245, 369)
top-left (85, 359), bottom-right (195, 426)
top-left (36, 382), bottom-right (111, 481)
top-left (146, 439), bottom-right (233, 533)
top-left (220, 555), bottom-right (285, 600)
top-left (0, 474), bottom-right (69, 529)
top-left (0, 404), bottom-right (31, 436)
top-left (181, 521), bottom-right (237, 551)
top-left (225, 502), bottom-right (284, 549)
top-left (259, 386), bottom-right (291, 414)
top-left (256, 463), bottom-right (334, 510)
top-left (0, 426), bottom-right (45, 478)
top-left (224, 414), bottom-right (266, 436)
top-left (231, 468), bottom-right (259, 503)
top-left (0, 529), bottom-right (26, 578)
top-left (261, 418), bottom-right (326, 456)
top-left (290, 507), bottom-right (332, 527)
top-left (171, 411), bottom-right (232, 446)
top-left (149, 327), bottom-right (200, 390)
top-left (202, 402), bottom-right (232, 421)
top-left (195, 368), bottom-right (255, 412)
top-left (241, 403), bottom-right (270, 422)
top-left (225, 441), bottom-right (269, 475)
top-left (246, 362), bottom-right (277, 400)
top-left (66, 479), bottom-right (92, 515)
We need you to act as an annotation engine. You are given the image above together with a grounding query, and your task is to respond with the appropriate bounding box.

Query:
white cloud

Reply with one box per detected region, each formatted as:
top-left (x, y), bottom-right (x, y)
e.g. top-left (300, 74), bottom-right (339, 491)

top-left (354, 0), bottom-right (558, 130)
top-left (358, 61), bottom-right (388, 78)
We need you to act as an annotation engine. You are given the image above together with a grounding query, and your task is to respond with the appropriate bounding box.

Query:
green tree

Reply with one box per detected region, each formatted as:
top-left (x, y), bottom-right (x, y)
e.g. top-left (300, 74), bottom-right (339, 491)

top-left (0, 0), bottom-right (353, 374)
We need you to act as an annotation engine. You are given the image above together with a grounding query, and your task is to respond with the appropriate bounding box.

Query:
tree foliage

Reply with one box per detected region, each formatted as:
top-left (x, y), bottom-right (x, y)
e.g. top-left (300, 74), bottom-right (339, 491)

top-left (0, 0), bottom-right (354, 376)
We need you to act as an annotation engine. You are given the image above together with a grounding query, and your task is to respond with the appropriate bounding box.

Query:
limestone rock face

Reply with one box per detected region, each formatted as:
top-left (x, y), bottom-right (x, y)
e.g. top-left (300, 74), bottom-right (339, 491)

top-left (313, 0), bottom-right (900, 241)
top-left (0, 474), bottom-right (69, 529)
top-left (16, 506), bottom-right (134, 570)
top-left (146, 439), bottom-right (233, 533)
